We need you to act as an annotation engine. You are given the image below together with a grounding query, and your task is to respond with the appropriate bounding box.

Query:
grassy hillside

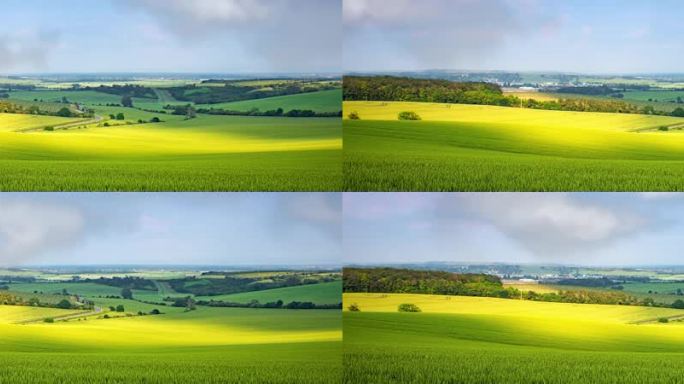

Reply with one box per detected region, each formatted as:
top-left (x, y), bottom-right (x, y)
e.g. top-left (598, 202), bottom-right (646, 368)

top-left (344, 101), bottom-right (684, 191)
top-left (344, 293), bottom-right (684, 383)
top-left (200, 89), bottom-right (342, 113)
top-left (1, 305), bottom-right (341, 383)
top-left (197, 281), bottom-right (342, 305)
top-left (0, 114), bottom-right (341, 191)
top-left (0, 114), bottom-right (82, 132)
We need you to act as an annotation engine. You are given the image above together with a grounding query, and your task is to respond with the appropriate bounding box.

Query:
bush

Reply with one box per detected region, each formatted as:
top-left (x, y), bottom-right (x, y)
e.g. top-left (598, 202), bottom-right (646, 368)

top-left (348, 303), bottom-right (360, 312)
top-left (348, 111), bottom-right (360, 120)
top-left (659, 126), bottom-right (669, 131)
top-left (43, 126), bottom-right (54, 131)
top-left (658, 317), bottom-right (669, 323)
top-left (398, 111), bottom-right (421, 121)
top-left (43, 317), bottom-right (54, 323)
top-left (398, 303), bottom-right (421, 312)
top-left (672, 299), bottom-right (684, 309)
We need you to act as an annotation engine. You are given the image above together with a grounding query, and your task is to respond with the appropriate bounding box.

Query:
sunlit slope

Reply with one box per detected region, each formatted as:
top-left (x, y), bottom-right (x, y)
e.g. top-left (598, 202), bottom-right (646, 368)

top-left (0, 306), bottom-right (341, 351)
top-left (343, 293), bottom-right (682, 324)
top-left (2, 115), bottom-right (340, 160)
top-left (343, 101), bottom-right (684, 191)
top-left (344, 293), bottom-right (684, 383)
top-left (0, 114), bottom-right (342, 191)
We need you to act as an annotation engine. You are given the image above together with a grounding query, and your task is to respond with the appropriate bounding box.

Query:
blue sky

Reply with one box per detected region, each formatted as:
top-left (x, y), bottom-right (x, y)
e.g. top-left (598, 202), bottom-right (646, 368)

top-left (344, 0), bottom-right (684, 73)
top-left (344, 193), bottom-right (684, 266)
top-left (0, 193), bottom-right (341, 266)
top-left (0, 0), bottom-right (341, 74)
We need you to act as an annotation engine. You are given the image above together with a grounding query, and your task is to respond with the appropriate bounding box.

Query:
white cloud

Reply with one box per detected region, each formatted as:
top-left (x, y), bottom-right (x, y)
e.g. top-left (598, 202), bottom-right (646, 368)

top-left (0, 200), bottom-right (84, 265)
top-left (0, 30), bottom-right (60, 72)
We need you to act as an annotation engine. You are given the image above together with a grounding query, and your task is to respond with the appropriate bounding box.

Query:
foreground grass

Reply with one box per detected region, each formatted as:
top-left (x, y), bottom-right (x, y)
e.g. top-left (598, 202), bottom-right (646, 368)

top-left (0, 114), bottom-right (341, 191)
top-left (343, 293), bottom-right (684, 383)
top-left (1, 305), bottom-right (341, 383)
top-left (344, 101), bottom-right (684, 191)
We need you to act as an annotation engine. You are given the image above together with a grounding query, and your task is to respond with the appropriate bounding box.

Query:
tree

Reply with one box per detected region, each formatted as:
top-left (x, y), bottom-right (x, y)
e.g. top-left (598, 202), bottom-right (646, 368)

top-left (398, 303), bottom-right (421, 312)
top-left (672, 299), bottom-right (684, 309)
top-left (56, 107), bottom-right (73, 117)
top-left (672, 107), bottom-right (684, 117)
top-left (115, 304), bottom-right (125, 312)
top-left (348, 303), bottom-right (360, 312)
top-left (121, 95), bottom-right (133, 108)
top-left (348, 111), bottom-right (360, 120)
top-left (121, 288), bottom-right (133, 300)
top-left (150, 117), bottom-right (161, 123)
top-left (115, 112), bottom-right (125, 120)
top-left (398, 111), bottom-right (421, 121)
top-left (150, 309), bottom-right (161, 315)
top-left (56, 299), bottom-right (72, 309)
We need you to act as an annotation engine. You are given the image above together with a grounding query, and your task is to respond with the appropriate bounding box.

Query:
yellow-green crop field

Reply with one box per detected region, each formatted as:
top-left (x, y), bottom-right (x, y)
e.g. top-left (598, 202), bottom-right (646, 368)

top-left (343, 293), bottom-right (684, 383)
top-left (0, 305), bottom-right (341, 383)
top-left (343, 101), bottom-right (684, 191)
top-left (0, 112), bottom-right (341, 191)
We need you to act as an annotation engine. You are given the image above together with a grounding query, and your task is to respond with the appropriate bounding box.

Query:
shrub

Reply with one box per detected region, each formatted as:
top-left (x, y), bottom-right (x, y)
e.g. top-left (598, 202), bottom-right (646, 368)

top-left (43, 317), bottom-right (54, 323)
top-left (348, 303), bottom-right (360, 312)
top-left (398, 111), bottom-right (421, 121)
top-left (348, 111), bottom-right (360, 120)
top-left (43, 126), bottom-right (54, 131)
top-left (398, 303), bottom-right (421, 312)
top-left (658, 317), bottom-right (669, 323)
top-left (659, 126), bottom-right (669, 131)
top-left (672, 299), bottom-right (684, 309)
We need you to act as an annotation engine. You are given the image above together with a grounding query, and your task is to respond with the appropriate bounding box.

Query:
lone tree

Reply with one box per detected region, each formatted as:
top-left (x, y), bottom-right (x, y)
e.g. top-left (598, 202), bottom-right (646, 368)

top-left (121, 288), bottom-right (133, 300)
top-left (348, 303), bottom-right (360, 312)
top-left (115, 112), bottom-right (125, 120)
top-left (121, 95), bottom-right (133, 108)
top-left (56, 299), bottom-right (72, 309)
top-left (672, 299), bottom-right (684, 309)
top-left (398, 111), bottom-right (421, 121)
top-left (348, 111), bottom-right (360, 120)
top-left (398, 303), bottom-right (421, 312)
top-left (115, 304), bottom-right (125, 312)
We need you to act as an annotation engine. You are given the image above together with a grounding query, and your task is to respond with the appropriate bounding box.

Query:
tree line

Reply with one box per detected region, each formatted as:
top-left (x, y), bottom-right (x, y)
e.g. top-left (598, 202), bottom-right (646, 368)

top-left (344, 76), bottom-right (684, 117)
top-left (344, 268), bottom-right (684, 308)
top-left (196, 298), bottom-right (342, 309)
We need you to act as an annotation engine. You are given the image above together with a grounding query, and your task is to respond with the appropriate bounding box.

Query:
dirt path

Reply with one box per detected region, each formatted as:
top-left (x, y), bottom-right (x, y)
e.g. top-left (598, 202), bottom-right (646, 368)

top-left (16, 306), bottom-right (103, 324)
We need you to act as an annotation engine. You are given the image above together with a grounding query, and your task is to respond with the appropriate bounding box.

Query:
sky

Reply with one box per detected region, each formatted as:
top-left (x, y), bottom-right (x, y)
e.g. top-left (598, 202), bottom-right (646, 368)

top-left (0, 0), bottom-right (340, 74)
top-left (343, 0), bottom-right (684, 74)
top-left (344, 193), bottom-right (684, 266)
top-left (0, 193), bottom-right (341, 267)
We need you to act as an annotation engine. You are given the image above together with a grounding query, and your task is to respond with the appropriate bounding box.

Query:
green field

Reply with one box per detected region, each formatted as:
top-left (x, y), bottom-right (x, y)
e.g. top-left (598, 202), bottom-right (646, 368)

top-left (198, 89), bottom-right (342, 113)
top-left (344, 293), bottom-right (684, 383)
top-left (1, 305), bottom-right (341, 383)
top-left (0, 112), bottom-right (341, 191)
top-left (197, 281), bottom-right (342, 305)
top-left (344, 101), bottom-right (684, 191)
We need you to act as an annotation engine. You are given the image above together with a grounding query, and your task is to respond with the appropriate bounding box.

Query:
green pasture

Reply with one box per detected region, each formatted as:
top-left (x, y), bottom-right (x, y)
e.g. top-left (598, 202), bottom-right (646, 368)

top-left (344, 293), bottom-right (684, 383)
top-left (0, 305), bottom-right (341, 383)
top-left (196, 281), bottom-right (342, 305)
top-left (344, 101), bottom-right (684, 191)
top-left (199, 89), bottom-right (342, 113)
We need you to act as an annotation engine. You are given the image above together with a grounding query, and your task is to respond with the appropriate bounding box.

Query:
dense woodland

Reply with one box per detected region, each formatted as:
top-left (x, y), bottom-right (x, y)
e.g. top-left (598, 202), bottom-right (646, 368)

top-left (343, 268), bottom-right (515, 298)
top-left (170, 81), bottom-right (337, 105)
top-left (344, 76), bottom-right (684, 117)
top-left (344, 76), bottom-right (517, 106)
top-left (83, 276), bottom-right (156, 291)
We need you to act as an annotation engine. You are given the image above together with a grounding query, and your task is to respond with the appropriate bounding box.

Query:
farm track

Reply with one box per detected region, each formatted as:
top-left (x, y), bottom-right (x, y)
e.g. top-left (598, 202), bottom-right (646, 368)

top-left (15, 115), bottom-right (103, 133)
top-left (15, 306), bottom-right (103, 324)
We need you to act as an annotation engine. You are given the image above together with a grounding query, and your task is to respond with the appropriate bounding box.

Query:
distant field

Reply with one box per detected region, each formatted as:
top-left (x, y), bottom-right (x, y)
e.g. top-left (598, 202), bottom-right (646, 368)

top-left (344, 101), bottom-right (684, 191)
top-left (344, 293), bottom-right (684, 383)
top-left (198, 89), bottom-right (342, 113)
top-left (197, 281), bottom-right (342, 305)
top-left (0, 305), bottom-right (341, 383)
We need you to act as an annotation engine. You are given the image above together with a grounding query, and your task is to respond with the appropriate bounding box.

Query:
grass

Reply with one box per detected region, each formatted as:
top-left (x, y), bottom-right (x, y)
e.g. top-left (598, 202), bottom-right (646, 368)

top-left (199, 89), bottom-right (342, 113)
top-left (0, 114), bottom-right (341, 191)
top-left (343, 293), bottom-right (684, 383)
top-left (196, 281), bottom-right (342, 305)
top-left (0, 305), bottom-right (341, 383)
top-left (344, 101), bottom-right (684, 191)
